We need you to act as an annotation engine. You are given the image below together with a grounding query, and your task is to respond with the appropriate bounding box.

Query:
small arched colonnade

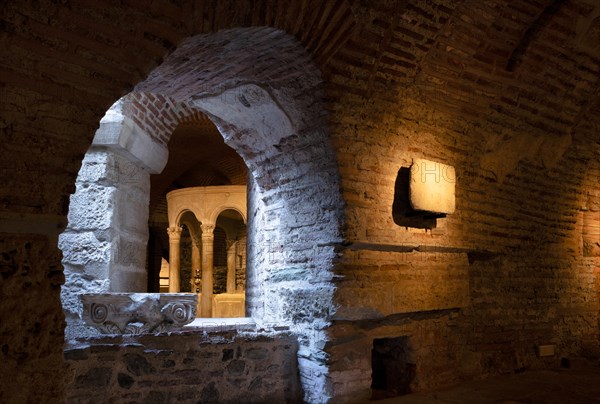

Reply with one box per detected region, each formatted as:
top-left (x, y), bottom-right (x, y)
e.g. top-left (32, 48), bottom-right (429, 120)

top-left (166, 185), bottom-right (246, 318)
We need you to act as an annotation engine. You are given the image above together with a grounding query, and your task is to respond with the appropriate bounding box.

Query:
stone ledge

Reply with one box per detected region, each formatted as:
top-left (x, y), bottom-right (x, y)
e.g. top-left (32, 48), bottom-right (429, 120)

top-left (184, 317), bottom-right (256, 333)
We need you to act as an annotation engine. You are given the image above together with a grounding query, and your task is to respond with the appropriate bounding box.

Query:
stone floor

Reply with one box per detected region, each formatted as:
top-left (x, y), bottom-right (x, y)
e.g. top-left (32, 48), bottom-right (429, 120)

top-left (380, 361), bottom-right (600, 403)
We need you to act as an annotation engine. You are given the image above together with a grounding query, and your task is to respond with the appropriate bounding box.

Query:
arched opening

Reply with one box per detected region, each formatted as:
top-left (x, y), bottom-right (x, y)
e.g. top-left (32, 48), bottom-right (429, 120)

top-left (215, 208), bottom-right (247, 297)
top-left (147, 116), bottom-right (248, 296)
top-left (165, 186), bottom-right (246, 317)
top-left (59, 26), bottom-right (344, 401)
top-left (213, 208), bottom-right (246, 317)
top-left (168, 210), bottom-right (200, 294)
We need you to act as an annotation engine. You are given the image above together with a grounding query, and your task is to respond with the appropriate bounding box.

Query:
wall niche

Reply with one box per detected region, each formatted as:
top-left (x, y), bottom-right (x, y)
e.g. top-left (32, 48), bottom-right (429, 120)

top-left (371, 336), bottom-right (416, 400)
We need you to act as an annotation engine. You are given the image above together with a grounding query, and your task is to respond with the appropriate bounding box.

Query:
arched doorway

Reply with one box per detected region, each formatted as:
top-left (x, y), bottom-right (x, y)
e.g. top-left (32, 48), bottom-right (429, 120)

top-left (60, 27), bottom-right (344, 401)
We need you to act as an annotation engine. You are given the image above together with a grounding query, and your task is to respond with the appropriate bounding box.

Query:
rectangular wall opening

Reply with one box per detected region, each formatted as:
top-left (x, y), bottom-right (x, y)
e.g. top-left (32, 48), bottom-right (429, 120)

top-left (371, 336), bottom-right (416, 400)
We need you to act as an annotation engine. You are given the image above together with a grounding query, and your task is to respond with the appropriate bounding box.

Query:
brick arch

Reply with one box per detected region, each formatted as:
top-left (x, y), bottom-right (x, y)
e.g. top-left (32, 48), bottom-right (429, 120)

top-left (117, 92), bottom-right (204, 146)
top-left (136, 28), bottom-right (344, 401)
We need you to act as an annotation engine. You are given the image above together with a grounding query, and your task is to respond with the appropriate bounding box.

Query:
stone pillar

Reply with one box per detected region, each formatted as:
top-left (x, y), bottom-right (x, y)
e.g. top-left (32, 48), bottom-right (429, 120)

top-left (59, 97), bottom-right (169, 341)
top-left (201, 223), bottom-right (215, 317)
top-left (167, 226), bottom-right (182, 292)
top-left (191, 233), bottom-right (202, 291)
top-left (227, 240), bottom-right (238, 293)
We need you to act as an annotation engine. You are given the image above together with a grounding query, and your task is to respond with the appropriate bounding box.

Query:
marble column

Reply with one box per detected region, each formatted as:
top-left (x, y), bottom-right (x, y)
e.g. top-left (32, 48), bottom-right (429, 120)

top-left (190, 233), bottom-right (202, 292)
top-left (200, 223), bottom-right (215, 317)
top-left (226, 240), bottom-right (238, 293)
top-left (167, 226), bottom-right (182, 292)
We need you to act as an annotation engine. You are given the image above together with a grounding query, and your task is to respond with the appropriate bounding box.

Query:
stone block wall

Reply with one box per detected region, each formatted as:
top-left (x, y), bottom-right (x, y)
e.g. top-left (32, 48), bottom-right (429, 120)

top-left (65, 332), bottom-right (301, 403)
top-left (133, 28), bottom-right (345, 401)
top-left (43, 25), bottom-right (345, 401)
top-left (60, 148), bottom-right (151, 340)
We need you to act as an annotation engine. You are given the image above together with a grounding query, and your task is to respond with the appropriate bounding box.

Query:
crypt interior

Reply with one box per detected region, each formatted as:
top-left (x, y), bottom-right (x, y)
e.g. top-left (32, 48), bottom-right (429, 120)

top-left (1, 1), bottom-right (599, 403)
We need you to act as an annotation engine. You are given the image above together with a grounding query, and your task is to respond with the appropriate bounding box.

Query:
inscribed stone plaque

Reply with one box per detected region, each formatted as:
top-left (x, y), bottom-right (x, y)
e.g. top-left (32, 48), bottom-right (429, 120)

top-left (409, 158), bottom-right (456, 214)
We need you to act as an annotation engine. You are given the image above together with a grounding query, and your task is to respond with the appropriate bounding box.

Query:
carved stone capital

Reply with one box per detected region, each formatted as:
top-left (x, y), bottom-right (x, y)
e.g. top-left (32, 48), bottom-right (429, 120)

top-left (81, 293), bottom-right (197, 335)
top-left (167, 225), bottom-right (183, 241)
top-left (201, 223), bottom-right (215, 236)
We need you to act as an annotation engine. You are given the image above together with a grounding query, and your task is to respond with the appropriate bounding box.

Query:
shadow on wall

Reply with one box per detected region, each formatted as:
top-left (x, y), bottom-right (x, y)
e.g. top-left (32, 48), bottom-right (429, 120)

top-left (392, 167), bottom-right (440, 229)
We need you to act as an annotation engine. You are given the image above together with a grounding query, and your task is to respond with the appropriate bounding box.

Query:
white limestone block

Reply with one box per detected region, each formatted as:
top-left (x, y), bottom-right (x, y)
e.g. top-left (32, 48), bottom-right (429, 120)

top-left (59, 231), bottom-right (111, 265)
top-left (117, 192), bottom-right (149, 234)
top-left (93, 100), bottom-right (169, 174)
top-left (409, 158), bottom-right (456, 214)
top-left (77, 151), bottom-right (118, 184)
top-left (67, 185), bottom-right (116, 230)
top-left (192, 83), bottom-right (293, 152)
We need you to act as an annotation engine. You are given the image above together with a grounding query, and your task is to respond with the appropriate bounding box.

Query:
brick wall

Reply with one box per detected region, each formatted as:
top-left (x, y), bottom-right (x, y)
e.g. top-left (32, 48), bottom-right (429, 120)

top-left (323, 0), bottom-right (600, 398)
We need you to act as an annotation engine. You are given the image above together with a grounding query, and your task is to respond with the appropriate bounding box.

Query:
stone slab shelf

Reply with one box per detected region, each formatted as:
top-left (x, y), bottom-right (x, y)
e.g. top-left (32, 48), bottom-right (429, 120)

top-left (81, 293), bottom-right (197, 335)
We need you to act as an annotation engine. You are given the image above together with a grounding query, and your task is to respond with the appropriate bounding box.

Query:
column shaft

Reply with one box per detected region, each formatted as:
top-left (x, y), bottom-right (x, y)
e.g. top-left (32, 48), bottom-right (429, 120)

top-left (201, 224), bottom-right (215, 317)
top-left (166, 226), bottom-right (182, 293)
top-left (226, 241), bottom-right (238, 293)
top-left (191, 236), bottom-right (201, 292)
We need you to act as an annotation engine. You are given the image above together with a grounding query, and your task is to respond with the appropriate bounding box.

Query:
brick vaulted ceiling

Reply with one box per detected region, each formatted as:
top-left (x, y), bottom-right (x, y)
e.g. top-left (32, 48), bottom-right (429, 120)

top-left (1, 0), bottom-right (599, 216)
top-left (327, 0), bottom-right (600, 139)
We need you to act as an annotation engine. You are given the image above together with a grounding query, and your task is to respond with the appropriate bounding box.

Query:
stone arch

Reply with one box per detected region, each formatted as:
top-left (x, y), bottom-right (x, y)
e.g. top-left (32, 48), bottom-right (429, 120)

top-left (213, 207), bottom-right (246, 225)
top-left (178, 210), bottom-right (201, 230)
top-left (60, 26), bottom-right (343, 401)
top-left (211, 207), bottom-right (246, 226)
top-left (174, 210), bottom-right (202, 295)
top-left (167, 186), bottom-right (247, 229)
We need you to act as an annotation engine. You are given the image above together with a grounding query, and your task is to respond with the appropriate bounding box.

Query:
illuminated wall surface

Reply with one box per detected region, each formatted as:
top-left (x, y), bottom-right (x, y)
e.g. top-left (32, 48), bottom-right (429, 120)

top-left (1, 2), bottom-right (599, 403)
